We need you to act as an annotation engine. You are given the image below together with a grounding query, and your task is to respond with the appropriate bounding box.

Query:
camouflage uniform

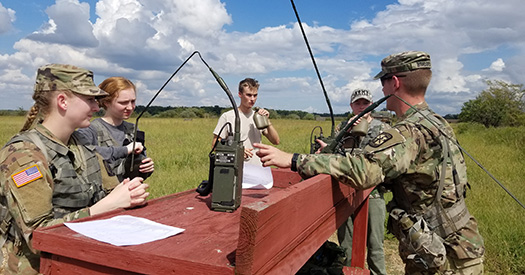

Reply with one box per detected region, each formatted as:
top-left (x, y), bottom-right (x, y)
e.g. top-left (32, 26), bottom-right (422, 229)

top-left (297, 102), bottom-right (484, 274)
top-left (294, 52), bottom-right (484, 274)
top-left (0, 64), bottom-right (114, 274)
top-left (335, 116), bottom-right (390, 275)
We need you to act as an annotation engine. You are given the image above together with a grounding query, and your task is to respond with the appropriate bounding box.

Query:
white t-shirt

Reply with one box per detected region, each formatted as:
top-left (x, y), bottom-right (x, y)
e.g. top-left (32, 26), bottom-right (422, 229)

top-left (213, 109), bottom-right (263, 165)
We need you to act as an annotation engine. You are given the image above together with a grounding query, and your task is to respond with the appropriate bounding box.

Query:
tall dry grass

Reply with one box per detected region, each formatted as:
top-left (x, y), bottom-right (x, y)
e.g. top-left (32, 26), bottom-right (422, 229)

top-left (0, 117), bottom-right (523, 273)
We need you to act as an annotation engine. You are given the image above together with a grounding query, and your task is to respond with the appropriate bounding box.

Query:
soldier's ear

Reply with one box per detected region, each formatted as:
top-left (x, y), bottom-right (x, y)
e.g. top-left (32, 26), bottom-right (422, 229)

top-left (56, 93), bottom-right (68, 111)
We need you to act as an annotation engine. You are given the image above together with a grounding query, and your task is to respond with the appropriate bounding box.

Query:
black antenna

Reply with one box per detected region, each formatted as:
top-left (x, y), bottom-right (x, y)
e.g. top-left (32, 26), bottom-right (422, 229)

top-left (290, 0), bottom-right (335, 136)
top-left (197, 54), bottom-right (240, 142)
top-left (130, 51), bottom-right (240, 171)
top-left (321, 94), bottom-right (391, 153)
top-left (129, 51), bottom-right (199, 170)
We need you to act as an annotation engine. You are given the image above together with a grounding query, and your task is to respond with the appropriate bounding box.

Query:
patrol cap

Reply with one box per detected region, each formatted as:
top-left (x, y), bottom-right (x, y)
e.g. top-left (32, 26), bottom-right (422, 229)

top-left (351, 89), bottom-right (372, 103)
top-left (34, 64), bottom-right (108, 97)
top-left (373, 51), bottom-right (431, 79)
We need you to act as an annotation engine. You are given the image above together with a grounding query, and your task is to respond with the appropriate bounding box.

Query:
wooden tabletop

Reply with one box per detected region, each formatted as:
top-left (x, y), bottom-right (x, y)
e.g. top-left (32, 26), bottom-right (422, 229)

top-left (33, 168), bottom-right (370, 275)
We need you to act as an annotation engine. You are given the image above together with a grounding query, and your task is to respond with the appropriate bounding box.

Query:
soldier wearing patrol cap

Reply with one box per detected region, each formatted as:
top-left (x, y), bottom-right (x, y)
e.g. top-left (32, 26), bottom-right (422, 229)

top-left (254, 51), bottom-right (485, 274)
top-left (335, 88), bottom-right (390, 274)
top-left (0, 64), bottom-right (150, 274)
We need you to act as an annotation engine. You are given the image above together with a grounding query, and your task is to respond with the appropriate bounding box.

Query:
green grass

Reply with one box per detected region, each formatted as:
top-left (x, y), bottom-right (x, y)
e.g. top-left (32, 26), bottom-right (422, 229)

top-left (454, 123), bottom-right (525, 274)
top-left (1, 117), bottom-right (523, 273)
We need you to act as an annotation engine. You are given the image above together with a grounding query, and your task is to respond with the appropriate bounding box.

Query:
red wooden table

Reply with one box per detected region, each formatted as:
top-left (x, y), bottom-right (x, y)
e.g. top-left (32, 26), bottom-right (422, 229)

top-left (33, 168), bottom-right (371, 274)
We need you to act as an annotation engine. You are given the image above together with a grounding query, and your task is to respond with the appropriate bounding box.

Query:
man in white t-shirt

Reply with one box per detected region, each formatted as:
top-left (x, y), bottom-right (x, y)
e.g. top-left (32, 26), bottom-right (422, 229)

top-left (212, 78), bottom-right (280, 165)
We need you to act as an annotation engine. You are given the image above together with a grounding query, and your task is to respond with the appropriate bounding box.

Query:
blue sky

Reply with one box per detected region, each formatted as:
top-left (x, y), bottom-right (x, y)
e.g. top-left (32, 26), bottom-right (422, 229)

top-left (0, 0), bottom-right (524, 115)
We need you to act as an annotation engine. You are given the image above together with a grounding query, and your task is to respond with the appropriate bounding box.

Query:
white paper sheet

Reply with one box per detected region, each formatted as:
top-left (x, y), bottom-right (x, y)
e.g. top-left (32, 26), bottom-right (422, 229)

top-left (64, 215), bottom-right (185, 246)
top-left (242, 163), bottom-right (273, 189)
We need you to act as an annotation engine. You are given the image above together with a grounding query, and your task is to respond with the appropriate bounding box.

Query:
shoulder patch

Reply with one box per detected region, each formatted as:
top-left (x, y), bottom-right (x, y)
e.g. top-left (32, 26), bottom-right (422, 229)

top-left (365, 128), bottom-right (406, 152)
top-left (368, 132), bottom-right (393, 148)
top-left (11, 164), bottom-right (43, 187)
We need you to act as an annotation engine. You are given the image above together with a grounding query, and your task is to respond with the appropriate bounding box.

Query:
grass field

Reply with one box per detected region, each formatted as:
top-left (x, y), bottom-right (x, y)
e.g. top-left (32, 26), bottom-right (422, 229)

top-left (0, 116), bottom-right (523, 273)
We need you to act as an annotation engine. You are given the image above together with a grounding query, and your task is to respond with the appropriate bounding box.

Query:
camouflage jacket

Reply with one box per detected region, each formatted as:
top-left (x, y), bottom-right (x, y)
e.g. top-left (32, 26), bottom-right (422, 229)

top-left (0, 124), bottom-right (112, 274)
top-left (297, 102), bottom-right (484, 261)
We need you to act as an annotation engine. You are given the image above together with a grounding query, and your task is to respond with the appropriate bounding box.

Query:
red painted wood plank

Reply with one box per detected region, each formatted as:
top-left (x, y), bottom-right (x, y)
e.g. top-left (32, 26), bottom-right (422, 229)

top-left (350, 197), bottom-right (369, 269)
top-left (343, 266), bottom-right (370, 275)
top-left (40, 252), bottom-right (140, 275)
top-left (262, 181), bottom-right (372, 275)
top-left (236, 173), bottom-right (372, 275)
top-left (270, 168), bottom-right (303, 188)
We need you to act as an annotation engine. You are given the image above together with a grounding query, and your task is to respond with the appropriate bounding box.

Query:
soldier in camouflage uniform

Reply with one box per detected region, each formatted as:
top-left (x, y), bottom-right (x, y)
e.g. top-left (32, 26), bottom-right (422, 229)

top-left (0, 64), bottom-right (150, 274)
top-left (335, 89), bottom-right (389, 275)
top-left (255, 51), bottom-right (485, 274)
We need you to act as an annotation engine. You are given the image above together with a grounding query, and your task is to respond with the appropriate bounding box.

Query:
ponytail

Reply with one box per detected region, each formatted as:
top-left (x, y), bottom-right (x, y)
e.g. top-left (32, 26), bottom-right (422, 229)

top-left (20, 104), bottom-right (41, 132)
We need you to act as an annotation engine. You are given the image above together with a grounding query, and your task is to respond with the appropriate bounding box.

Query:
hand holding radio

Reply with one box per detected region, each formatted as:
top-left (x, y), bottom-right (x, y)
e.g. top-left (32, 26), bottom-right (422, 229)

top-left (127, 141), bottom-right (144, 154)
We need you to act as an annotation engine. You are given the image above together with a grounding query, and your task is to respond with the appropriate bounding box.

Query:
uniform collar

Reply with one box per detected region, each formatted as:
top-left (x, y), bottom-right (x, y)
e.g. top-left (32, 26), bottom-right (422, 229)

top-left (34, 124), bottom-right (70, 156)
top-left (400, 101), bottom-right (429, 120)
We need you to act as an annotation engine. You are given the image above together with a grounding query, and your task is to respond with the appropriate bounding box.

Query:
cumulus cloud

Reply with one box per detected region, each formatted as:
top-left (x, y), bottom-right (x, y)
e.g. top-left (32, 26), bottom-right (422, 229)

top-left (1, 0), bottom-right (525, 115)
top-left (485, 58), bottom-right (505, 72)
top-left (27, 0), bottom-right (98, 47)
top-left (0, 3), bottom-right (16, 34)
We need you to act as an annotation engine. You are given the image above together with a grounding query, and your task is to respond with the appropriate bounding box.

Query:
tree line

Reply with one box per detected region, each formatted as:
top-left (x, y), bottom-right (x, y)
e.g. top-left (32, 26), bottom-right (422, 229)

top-left (1, 79), bottom-right (523, 127)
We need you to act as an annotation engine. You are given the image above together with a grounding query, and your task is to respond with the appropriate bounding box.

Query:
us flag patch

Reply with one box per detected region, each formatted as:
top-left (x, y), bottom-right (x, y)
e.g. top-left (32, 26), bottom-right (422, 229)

top-left (12, 164), bottom-right (43, 188)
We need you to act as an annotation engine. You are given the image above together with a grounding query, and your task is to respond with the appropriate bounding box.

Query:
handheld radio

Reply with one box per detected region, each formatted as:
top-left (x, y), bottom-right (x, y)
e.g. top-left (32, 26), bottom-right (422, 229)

top-left (196, 57), bottom-right (244, 212)
top-left (127, 51), bottom-right (244, 212)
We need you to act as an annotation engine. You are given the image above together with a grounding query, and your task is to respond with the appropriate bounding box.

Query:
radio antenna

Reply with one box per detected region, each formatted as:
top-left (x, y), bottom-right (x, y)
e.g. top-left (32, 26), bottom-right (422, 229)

top-left (290, 0), bottom-right (335, 136)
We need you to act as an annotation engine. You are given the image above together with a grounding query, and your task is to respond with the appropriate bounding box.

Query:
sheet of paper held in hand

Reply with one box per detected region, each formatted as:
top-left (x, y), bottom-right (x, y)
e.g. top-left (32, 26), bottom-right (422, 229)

top-left (242, 163), bottom-right (273, 189)
top-left (65, 215), bottom-right (185, 246)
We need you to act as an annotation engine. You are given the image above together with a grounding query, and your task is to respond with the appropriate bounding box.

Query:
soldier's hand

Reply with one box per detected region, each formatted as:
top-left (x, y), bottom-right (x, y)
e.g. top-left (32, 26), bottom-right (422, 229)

top-left (126, 177), bottom-right (150, 206)
top-left (315, 139), bottom-right (327, 154)
top-left (244, 148), bottom-right (254, 159)
top-left (90, 177), bottom-right (149, 215)
top-left (127, 142), bottom-right (144, 154)
top-left (254, 143), bottom-right (293, 168)
top-left (347, 115), bottom-right (363, 130)
top-left (139, 157), bottom-right (155, 173)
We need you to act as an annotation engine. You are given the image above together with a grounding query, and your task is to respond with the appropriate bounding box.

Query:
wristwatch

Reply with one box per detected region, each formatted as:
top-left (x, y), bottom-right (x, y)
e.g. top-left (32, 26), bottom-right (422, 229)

top-left (291, 153), bottom-right (300, 172)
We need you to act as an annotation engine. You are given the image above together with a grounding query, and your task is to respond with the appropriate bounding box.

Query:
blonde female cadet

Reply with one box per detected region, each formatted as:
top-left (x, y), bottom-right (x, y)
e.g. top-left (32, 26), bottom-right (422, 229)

top-left (0, 64), bottom-right (149, 274)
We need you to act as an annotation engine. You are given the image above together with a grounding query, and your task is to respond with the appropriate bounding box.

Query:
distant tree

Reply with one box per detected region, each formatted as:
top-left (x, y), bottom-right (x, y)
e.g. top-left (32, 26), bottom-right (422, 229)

top-left (16, 107), bottom-right (26, 116)
top-left (157, 109), bottom-right (178, 118)
top-left (303, 113), bottom-right (315, 120)
top-left (459, 80), bottom-right (525, 127)
top-left (180, 109), bottom-right (197, 118)
top-left (285, 113), bottom-right (301, 120)
top-left (268, 109), bottom-right (281, 119)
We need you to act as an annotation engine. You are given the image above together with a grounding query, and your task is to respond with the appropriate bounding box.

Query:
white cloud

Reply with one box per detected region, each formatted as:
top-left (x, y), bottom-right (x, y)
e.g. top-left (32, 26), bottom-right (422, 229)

top-left (27, 0), bottom-right (98, 47)
top-left (485, 58), bottom-right (505, 72)
top-left (1, 0), bottom-right (525, 115)
top-left (0, 3), bottom-right (16, 34)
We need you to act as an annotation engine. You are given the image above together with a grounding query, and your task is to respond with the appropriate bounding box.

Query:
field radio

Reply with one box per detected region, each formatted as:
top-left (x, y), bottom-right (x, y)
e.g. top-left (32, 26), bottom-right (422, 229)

top-left (127, 51), bottom-right (244, 212)
top-left (198, 129), bottom-right (244, 212)
top-left (196, 60), bottom-right (244, 212)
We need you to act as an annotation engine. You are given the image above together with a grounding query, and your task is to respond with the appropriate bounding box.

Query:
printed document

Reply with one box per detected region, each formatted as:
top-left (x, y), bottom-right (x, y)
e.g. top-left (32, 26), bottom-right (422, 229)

top-left (65, 215), bottom-right (185, 246)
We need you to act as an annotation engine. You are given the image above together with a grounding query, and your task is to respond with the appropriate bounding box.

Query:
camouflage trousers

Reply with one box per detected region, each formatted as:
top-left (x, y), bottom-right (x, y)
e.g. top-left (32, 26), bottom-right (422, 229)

top-left (3, 241), bottom-right (40, 275)
top-left (404, 255), bottom-right (484, 275)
